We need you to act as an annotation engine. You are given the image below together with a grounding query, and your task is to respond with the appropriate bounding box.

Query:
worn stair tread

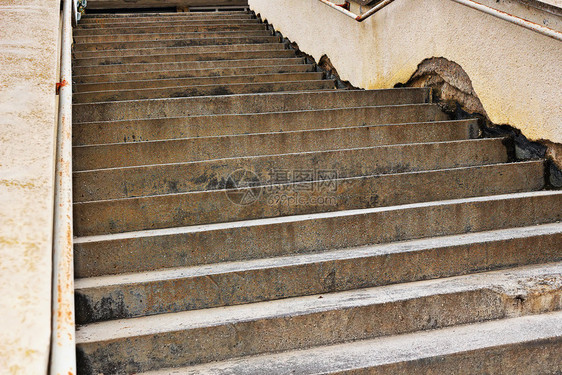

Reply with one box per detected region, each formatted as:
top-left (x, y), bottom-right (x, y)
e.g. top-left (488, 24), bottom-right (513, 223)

top-left (74, 79), bottom-right (333, 98)
top-left (74, 80), bottom-right (336, 103)
top-left (73, 49), bottom-right (296, 67)
top-left (74, 222), bottom-right (562, 323)
top-left (81, 11), bottom-right (249, 17)
top-left (77, 19), bottom-right (262, 28)
top-left (72, 136), bottom-right (507, 174)
top-left (73, 57), bottom-right (307, 75)
top-left (72, 88), bottom-right (431, 123)
top-left (72, 104), bottom-right (447, 145)
top-left (77, 21), bottom-right (264, 30)
top-left (73, 24), bottom-right (269, 36)
top-left (73, 118), bottom-right (475, 146)
top-left (73, 38), bottom-right (284, 56)
top-left (73, 42), bottom-right (287, 59)
top-left (75, 221), bottom-right (562, 289)
top-left (78, 15), bottom-right (255, 23)
top-left (73, 161), bottom-right (544, 236)
top-left (73, 36), bottom-right (282, 53)
top-left (140, 311), bottom-right (562, 375)
top-left (73, 64), bottom-right (314, 84)
top-left (72, 161), bottom-right (544, 235)
top-left (80, 11), bottom-right (249, 17)
top-left (73, 30), bottom-right (274, 44)
top-left (72, 190), bottom-right (562, 278)
top-left (78, 16), bottom-right (255, 25)
top-left (75, 261), bottom-right (562, 343)
top-left (74, 190), bottom-right (562, 244)
top-left (74, 72), bottom-right (323, 92)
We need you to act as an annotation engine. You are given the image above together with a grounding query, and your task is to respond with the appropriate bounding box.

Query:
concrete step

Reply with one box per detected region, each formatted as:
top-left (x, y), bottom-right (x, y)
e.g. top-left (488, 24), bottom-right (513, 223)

top-left (80, 11), bottom-right (255, 24)
top-left (74, 29), bottom-right (273, 44)
top-left (77, 20), bottom-right (264, 31)
top-left (75, 262), bottom-right (562, 373)
top-left (75, 222), bottom-right (562, 323)
top-left (73, 41), bottom-right (286, 59)
top-left (72, 88), bottom-right (431, 123)
top-left (73, 79), bottom-right (335, 103)
top-left (73, 119), bottom-right (479, 170)
top-left (75, 72), bottom-right (323, 92)
top-left (80, 11), bottom-right (249, 18)
top-left (73, 35), bottom-right (282, 53)
top-left (73, 129), bottom-right (503, 172)
top-left (78, 18), bottom-right (261, 28)
top-left (73, 191), bottom-right (562, 277)
top-left (73, 57), bottom-right (306, 76)
top-left (72, 104), bottom-right (448, 145)
top-left (73, 23), bottom-right (269, 36)
top-left (78, 14), bottom-right (255, 24)
top-left (73, 49), bottom-right (295, 67)
top-left (73, 160), bottom-right (542, 236)
top-left (73, 63), bottom-right (314, 84)
top-left (140, 311), bottom-right (562, 375)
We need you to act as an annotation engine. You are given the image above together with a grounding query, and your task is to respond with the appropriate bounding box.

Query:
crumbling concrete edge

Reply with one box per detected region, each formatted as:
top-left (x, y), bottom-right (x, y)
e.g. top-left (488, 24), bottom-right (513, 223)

top-left (396, 57), bottom-right (562, 189)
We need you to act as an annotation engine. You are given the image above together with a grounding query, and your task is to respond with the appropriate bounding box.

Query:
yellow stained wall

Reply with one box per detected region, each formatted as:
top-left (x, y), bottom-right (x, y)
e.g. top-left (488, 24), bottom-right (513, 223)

top-left (0, 0), bottom-right (61, 373)
top-left (249, 0), bottom-right (562, 144)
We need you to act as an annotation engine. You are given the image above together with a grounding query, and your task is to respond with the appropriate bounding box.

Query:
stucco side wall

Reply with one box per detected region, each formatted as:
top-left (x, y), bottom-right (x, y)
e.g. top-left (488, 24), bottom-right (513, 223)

top-left (249, 0), bottom-right (561, 144)
top-left (0, 0), bottom-right (61, 373)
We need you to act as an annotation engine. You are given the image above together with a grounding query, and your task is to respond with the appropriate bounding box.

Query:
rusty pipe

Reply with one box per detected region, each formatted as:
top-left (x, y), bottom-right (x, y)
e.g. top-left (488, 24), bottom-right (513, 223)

top-left (355, 0), bottom-right (395, 21)
top-left (318, 0), bottom-right (359, 18)
top-left (50, 0), bottom-right (76, 372)
top-left (318, 0), bottom-right (562, 40)
top-left (451, 0), bottom-right (562, 41)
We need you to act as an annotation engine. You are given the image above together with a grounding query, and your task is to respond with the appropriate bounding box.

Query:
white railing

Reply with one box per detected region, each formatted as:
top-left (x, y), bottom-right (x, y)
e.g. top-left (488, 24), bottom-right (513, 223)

top-left (50, 0), bottom-right (76, 373)
top-left (319, 0), bottom-right (562, 41)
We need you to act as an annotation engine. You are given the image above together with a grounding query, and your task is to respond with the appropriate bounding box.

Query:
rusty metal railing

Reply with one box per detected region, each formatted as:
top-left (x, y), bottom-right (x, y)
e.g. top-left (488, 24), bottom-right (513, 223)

top-left (50, 0), bottom-right (76, 372)
top-left (319, 0), bottom-right (562, 41)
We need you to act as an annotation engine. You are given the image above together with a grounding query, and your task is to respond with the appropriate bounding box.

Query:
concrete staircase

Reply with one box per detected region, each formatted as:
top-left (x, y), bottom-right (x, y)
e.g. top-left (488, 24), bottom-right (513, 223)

top-left (72, 10), bottom-right (562, 375)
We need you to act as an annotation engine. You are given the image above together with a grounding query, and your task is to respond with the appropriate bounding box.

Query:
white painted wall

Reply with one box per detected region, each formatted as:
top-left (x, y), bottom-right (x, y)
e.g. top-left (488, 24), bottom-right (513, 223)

top-left (0, 0), bottom-right (60, 373)
top-left (249, 0), bottom-right (562, 144)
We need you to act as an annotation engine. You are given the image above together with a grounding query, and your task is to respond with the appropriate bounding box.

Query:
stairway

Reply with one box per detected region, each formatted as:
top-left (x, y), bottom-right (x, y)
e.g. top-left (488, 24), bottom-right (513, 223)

top-left (72, 9), bottom-right (562, 375)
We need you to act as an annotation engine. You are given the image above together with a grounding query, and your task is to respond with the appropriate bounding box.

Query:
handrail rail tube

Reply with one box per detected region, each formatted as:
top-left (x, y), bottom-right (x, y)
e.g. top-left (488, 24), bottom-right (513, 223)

top-left (318, 0), bottom-right (562, 40)
top-left (50, 0), bottom-right (76, 372)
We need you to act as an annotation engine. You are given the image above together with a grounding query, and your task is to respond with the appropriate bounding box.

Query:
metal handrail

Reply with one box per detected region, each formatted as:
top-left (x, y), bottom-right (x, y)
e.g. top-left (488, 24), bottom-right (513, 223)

top-left (319, 0), bottom-right (562, 41)
top-left (50, 0), bottom-right (76, 372)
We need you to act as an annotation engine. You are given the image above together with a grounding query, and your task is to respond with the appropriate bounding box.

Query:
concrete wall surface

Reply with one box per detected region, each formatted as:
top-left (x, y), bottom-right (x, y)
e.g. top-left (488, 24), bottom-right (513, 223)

top-left (0, 0), bottom-right (61, 373)
top-left (248, 0), bottom-right (562, 145)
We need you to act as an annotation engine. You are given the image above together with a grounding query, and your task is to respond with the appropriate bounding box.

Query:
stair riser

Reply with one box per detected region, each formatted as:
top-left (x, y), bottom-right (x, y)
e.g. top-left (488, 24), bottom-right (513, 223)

top-left (78, 15), bottom-right (256, 24)
top-left (73, 64), bottom-right (314, 84)
top-left (73, 89), bottom-right (430, 123)
top-left (73, 119), bottom-right (478, 171)
top-left (75, 285), bottom-right (562, 373)
top-left (77, 21), bottom-right (264, 31)
top-left (73, 57), bottom-right (306, 76)
top-left (73, 80), bottom-right (335, 103)
top-left (74, 24), bottom-right (268, 36)
top-left (338, 338), bottom-right (562, 375)
top-left (75, 227), bottom-right (561, 323)
top-left (77, 19), bottom-right (261, 28)
top-left (73, 135), bottom-right (506, 181)
top-left (81, 11), bottom-right (248, 17)
top-left (73, 49), bottom-right (295, 68)
top-left (73, 193), bottom-right (562, 278)
top-left (73, 104), bottom-right (447, 145)
top-left (73, 162), bottom-right (543, 236)
top-left (75, 72), bottom-right (322, 92)
top-left (74, 30), bottom-right (273, 44)
top-left (73, 42), bottom-right (286, 59)
top-left (73, 36), bottom-right (281, 53)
